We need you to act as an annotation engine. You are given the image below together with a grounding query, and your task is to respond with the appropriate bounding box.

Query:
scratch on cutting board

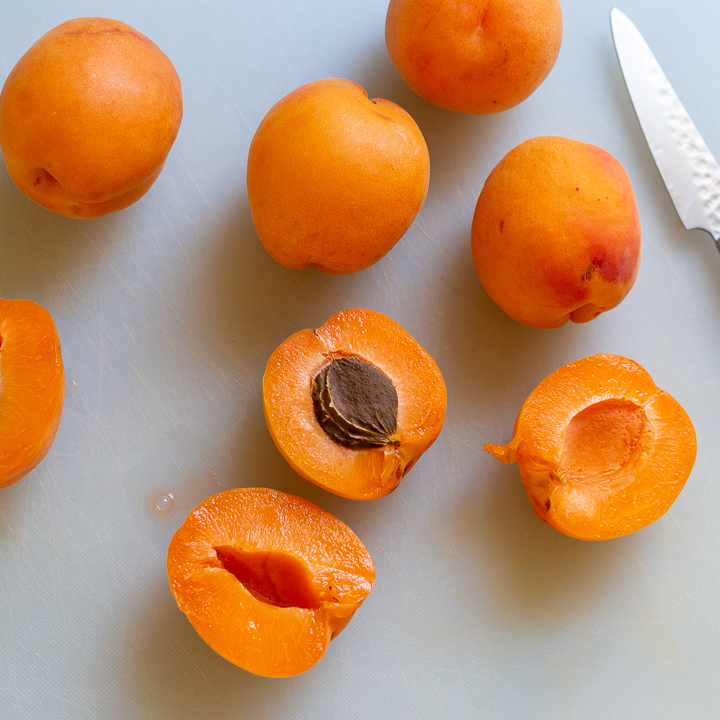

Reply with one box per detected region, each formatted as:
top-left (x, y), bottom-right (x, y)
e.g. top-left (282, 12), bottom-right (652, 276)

top-left (42, 478), bottom-right (68, 637)
top-left (104, 330), bottom-right (178, 429)
top-left (177, 156), bottom-right (220, 219)
top-left (18, 478), bottom-right (32, 554)
top-left (376, 539), bottom-right (419, 605)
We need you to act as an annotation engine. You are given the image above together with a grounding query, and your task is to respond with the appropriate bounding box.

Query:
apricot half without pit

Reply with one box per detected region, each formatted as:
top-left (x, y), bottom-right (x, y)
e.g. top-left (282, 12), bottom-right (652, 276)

top-left (0, 298), bottom-right (64, 488)
top-left (263, 308), bottom-right (447, 500)
top-left (485, 354), bottom-right (696, 540)
top-left (167, 487), bottom-right (375, 678)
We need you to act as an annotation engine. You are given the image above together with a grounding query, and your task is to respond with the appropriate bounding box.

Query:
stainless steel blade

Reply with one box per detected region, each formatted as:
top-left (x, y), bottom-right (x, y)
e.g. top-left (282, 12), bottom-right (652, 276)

top-left (611, 7), bottom-right (720, 246)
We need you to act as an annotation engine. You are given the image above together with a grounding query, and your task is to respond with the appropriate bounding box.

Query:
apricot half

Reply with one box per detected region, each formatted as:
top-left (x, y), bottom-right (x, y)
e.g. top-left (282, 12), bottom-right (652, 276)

top-left (0, 298), bottom-right (64, 488)
top-left (167, 487), bottom-right (375, 678)
top-left (263, 309), bottom-right (447, 500)
top-left (0, 17), bottom-right (183, 218)
top-left (485, 355), bottom-right (696, 540)
top-left (247, 78), bottom-right (430, 274)
top-left (472, 136), bottom-right (642, 329)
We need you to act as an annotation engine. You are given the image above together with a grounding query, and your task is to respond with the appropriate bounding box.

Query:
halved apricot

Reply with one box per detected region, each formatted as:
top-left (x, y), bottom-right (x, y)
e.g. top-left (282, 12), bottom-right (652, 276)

top-left (262, 308), bottom-right (447, 500)
top-left (167, 487), bottom-right (375, 678)
top-left (485, 354), bottom-right (696, 540)
top-left (0, 298), bottom-right (64, 488)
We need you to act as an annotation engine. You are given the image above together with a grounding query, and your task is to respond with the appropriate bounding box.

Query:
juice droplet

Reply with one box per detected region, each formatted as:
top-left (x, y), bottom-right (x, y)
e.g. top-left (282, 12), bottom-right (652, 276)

top-left (154, 493), bottom-right (174, 512)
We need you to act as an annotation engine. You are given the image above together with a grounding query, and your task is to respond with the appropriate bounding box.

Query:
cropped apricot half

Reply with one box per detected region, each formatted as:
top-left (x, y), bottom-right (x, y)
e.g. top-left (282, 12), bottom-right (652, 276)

top-left (0, 298), bottom-right (64, 488)
top-left (167, 487), bottom-right (375, 678)
top-left (485, 355), bottom-right (696, 540)
top-left (263, 309), bottom-right (447, 500)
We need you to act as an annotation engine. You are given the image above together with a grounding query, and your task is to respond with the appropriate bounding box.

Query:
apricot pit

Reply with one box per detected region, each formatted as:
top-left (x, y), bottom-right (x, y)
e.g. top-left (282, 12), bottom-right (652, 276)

top-left (313, 356), bottom-right (399, 448)
top-left (485, 354), bottom-right (696, 540)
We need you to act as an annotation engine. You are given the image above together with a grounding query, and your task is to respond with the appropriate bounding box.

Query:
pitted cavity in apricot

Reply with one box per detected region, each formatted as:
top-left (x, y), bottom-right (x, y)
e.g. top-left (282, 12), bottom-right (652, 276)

top-left (167, 487), bottom-right (375, 678)
top-left (263, 308), bottom-right (447, 500)
top-left (485, 354), bottom-right (696, 540)
top-left (0, 298), bottom-right (64, 488)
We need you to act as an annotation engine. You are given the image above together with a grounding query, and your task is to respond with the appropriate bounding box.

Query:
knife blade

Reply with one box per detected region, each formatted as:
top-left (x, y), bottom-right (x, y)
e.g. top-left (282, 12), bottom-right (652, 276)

top-left (610, 7), bottom-right (720, 250)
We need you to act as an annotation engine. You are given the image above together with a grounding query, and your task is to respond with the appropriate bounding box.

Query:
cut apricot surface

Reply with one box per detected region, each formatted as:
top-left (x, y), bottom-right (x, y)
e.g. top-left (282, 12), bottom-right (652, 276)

top-left (485, 354), bottom-right (696, 540)
top-left (262, 308), bottom-right (447, 500)
top-left (0, 298), bottom-right (64, 488)
top-left (167, 487), bottom-right (375, 678)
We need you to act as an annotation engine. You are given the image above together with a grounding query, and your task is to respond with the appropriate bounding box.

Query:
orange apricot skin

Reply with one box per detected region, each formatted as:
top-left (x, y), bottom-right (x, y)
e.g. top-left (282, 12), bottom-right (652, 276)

top-left (471, 137), bottom-right (642, 329)
top-left (167, 487), bottom-right (375, 678)
top-left (385, 0), bottom-right (562, 114)
top-left (247, 78), bottom-right (430, 274)
top-left (0, 17), bottom-right (182, 218)
top-left (263, 309), bottom-right (447, 500)
top-left (485, 355), bottom-right (696, 541)
top-left (0, 299), bottom-right (64, 488)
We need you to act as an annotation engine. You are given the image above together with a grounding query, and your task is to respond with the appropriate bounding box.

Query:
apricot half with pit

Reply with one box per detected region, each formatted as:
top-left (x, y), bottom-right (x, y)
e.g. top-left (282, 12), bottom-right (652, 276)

top-left (263, 308), bottom-right (447, 500)
top-left (167, 487), bottom-right (375, 678)
top-left (0, 298), bottom-right (64, 488)
top-left (485, 354), bottom-right (696, 540)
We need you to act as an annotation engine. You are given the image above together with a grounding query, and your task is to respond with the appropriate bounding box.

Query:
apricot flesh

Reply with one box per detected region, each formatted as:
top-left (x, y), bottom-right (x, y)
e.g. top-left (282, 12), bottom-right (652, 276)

top-left (471, 136), bottom-right (642, 329)
top-left (263, 309), bottom-right (447, 500)
top-left (247, 78), bottom-right (430, 274)
top-left (0, 17), bottom-right (183, 218)
top-left (167, 487), bottom-right (375, 678)
top-left (385, 0), bottom-right (563, 114)
top-left (485, 355), bottom-right (696, 540)
top-left (0, 299), bottom-right (64, 488)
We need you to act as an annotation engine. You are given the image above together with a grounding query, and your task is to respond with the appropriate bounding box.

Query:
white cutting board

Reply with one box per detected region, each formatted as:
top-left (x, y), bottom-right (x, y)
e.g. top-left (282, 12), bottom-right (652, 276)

top-left (1, 0), bottom-right (719, 718)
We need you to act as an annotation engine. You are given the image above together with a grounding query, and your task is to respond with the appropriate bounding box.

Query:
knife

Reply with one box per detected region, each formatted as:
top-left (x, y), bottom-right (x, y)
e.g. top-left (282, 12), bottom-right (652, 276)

top-left (610, 7), bottom-right (720, 252)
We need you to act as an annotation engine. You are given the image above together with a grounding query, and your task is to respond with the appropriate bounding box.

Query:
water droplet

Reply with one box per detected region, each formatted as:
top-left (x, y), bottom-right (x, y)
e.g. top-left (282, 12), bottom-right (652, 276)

top-left (154, 493), bottom-right (174, 512)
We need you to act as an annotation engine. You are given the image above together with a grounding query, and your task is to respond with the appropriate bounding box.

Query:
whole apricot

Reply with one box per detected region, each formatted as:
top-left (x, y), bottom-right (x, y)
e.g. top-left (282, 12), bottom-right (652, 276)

top-left (0, 298), bottom-right (64, 488)
top-left (167, 487), bottom-right (375, 678)
top-left (0, 17), bottom-right (183, 219)
top-left (471, 136), bottom-right (642, 329)
top-left (247, 78), bottom-right (430, 274)
top-left (385, 0), bottom-right (563, 114)
top-left (485, 355), bottom-right (696, 541)
top-left (263, 308), bottom-right (447, 500)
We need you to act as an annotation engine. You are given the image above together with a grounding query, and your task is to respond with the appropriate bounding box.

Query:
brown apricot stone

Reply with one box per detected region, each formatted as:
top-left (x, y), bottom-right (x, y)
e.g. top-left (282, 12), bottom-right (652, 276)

top-left (485, 354), bottom-right (696, 540)
top-left (312, 356), bottom-right (399, 448)
top-left (263, 309), bottom-right (447, 500)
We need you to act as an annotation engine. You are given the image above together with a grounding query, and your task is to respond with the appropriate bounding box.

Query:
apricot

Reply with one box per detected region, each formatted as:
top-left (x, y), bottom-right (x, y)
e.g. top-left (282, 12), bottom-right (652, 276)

top-left (485, 354), bottom-right (696, 541)
top-left (263, 308), bottom-right (447, 500)
top-left (0, 17), bottom-right (183, 219)
top-left (167, 487), bottom-right (375, 678)
top-left (471, 136), bottom-right (642, 329)
top-left (385, 0), bottom-right (563, 114)
top-left (0, 299), bottom-right (64, 488)
top-left (246, 78), bottom-right (430, 274)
